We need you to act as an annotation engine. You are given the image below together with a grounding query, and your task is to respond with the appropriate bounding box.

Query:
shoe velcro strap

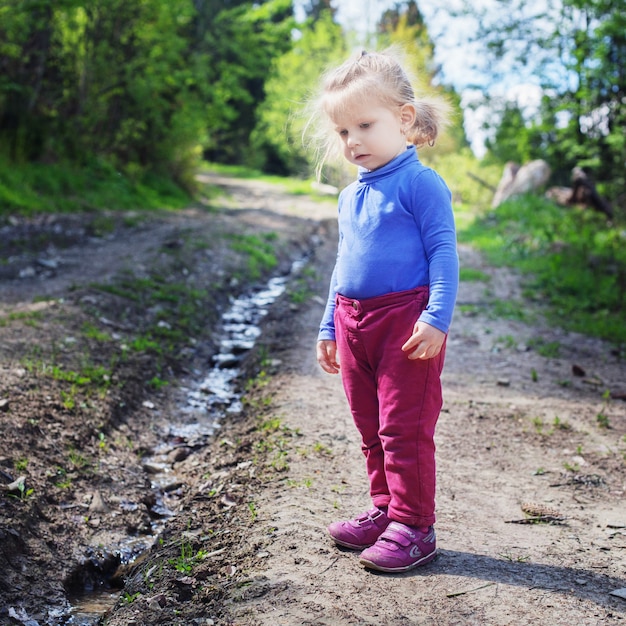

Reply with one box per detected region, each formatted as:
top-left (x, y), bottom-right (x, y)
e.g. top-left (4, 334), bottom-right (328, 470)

top-left (379, 522), bottom-right (414, 547)
top-left (369, 508), bottom-right (386, 521)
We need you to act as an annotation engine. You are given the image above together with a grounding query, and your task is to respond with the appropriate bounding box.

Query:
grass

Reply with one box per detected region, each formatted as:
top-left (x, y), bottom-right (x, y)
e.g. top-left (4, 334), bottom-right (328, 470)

top-left (458, 193), bottom-right (626, 345)
top-left (0, 158), bottom-right (190, 216)
top-left (228, 233), bottom-right (278, 280)
top-left (459, 267), bottom-right (491, 283)
top-left (94, 273), bottom-right (213, 362)
top-left (202, 162), bottom-right (337, 200)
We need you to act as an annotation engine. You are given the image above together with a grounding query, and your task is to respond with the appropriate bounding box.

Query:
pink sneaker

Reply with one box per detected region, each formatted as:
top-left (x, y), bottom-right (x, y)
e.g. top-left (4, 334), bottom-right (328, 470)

top-left (359, 522), bottom-right (437, 572)
top-left (327, 507), bottom-right (390, 550)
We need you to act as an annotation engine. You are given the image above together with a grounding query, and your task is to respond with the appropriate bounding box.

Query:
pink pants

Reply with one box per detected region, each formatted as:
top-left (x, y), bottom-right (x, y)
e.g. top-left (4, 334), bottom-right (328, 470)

top-left (334, 287), bottom-right (446, 528)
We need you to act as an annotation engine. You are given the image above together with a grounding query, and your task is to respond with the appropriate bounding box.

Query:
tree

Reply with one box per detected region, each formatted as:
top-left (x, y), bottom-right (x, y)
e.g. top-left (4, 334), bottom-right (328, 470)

top-left (0, 0), bottom-right (295, 187)
top-left (249, 9), bottom-right (346, 175)
top-left (376, 1), bottom-right (466, 157)
top-left (484, 102), bottom-right (533, 165)
top-left (461, 0), bottom-right (625, 203)
top-left (199, 0), bottom-right (295, 164)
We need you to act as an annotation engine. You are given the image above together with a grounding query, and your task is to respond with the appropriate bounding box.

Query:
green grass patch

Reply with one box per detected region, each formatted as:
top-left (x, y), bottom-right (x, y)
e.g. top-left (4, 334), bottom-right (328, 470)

top-left (0, 310), bottom-right (43, 327)
top-left (0, 158), bottom-right (190, 216)
top-left (458, 193), bottom-right (626, 345)
top-left (228, 233), bottom-right (278, 280)
top-left (95, 275), bottom-right (211, 356)
top-left (203, 162), bottom-right (336, 199)
top-left (459, 267), bottom-right (491, 283)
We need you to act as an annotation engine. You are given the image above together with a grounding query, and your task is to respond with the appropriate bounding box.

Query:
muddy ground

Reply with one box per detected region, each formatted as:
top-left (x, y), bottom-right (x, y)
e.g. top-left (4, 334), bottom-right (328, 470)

top-left (0, 173), bottom-right (625, 626)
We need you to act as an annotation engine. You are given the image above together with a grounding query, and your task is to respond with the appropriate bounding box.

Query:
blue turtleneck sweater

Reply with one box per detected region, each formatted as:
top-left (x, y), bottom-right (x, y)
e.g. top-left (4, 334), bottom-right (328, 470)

top-left (318, 146), bottom-right (458, 341)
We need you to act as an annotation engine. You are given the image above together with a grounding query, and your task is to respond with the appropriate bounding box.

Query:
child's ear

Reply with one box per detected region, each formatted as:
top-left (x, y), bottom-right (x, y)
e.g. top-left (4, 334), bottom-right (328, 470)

top-left (400, 103), bottom-right (416, 128)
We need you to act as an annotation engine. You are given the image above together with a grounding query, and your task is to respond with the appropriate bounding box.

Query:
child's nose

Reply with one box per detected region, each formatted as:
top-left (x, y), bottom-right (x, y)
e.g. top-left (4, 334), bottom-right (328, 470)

top-left (346, 134), bottom-right (360, 147)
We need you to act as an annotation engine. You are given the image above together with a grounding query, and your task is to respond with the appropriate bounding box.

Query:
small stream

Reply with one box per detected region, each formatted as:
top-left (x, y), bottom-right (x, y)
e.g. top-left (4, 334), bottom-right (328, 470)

top-left (66, 262), bottom-right (303, 624)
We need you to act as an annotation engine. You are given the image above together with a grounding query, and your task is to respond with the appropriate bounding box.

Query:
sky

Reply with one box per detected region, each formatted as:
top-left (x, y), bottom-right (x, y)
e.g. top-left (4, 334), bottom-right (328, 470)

top-left (295, 0), bottom-right (548, 155)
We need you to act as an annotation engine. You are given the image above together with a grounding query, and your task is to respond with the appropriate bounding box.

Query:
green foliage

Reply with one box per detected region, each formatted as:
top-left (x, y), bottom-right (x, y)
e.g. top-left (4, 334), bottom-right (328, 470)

top-left (203, 0), bottom-right (295, 166)
top-left (0, 158), bottom-right (190, 215)
top-left (96, 274), bottom-right (211, 359)
top-left (426, 148), bottom-right (501, 222)
top-left (470, 0), bottom-right (625, 203)
top-left (168, 538), bottom-right (209, 574)
top-left (459, 194), bottom-right (626, 344)
top-left (484, 102), bottom-right (535, 164)
top-left (228, 233), bottom-right (278, 279)
top-left (0, 0), bottom-right (295, 192)
top-left (249, 10), bottom-right (346, 175)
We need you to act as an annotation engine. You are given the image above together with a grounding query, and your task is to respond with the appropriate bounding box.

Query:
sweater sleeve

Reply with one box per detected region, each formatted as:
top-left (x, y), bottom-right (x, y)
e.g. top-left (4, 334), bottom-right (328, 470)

top-left (317, 237), bottom-right (341, 342)
top-left (413, 170), bottom-right (459, 333)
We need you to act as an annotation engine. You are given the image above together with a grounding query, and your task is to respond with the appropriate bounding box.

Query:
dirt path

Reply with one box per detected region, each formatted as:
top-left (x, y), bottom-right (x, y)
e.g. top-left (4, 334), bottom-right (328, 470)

top-left (1, 173), bottom-right (624, 625)
top-left (206, 177), bottom-right (626, 625)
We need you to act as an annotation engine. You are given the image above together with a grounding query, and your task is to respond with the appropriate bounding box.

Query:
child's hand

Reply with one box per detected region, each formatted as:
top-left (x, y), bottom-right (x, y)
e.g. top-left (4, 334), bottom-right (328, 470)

top-left (401, 321), bottom-right (446, 360)
top-left (317, 340), bottom-right (340, 374)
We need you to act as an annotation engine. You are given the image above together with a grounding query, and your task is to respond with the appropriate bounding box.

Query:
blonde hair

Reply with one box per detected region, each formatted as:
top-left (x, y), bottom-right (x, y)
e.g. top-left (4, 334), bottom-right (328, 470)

top-left (306, 48), bottom-right (450, 180)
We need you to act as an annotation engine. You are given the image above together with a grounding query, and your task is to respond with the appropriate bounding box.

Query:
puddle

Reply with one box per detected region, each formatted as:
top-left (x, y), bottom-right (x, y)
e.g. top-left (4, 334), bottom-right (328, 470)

top-left (66, 591), bottom-right (121, 625)
top-left (66, 263), bottom-right (302, 624)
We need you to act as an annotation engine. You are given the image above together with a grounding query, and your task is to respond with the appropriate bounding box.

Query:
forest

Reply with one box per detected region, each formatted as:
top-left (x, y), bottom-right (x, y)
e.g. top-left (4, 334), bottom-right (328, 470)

top-left (0, 0), bottom-right (624, 337)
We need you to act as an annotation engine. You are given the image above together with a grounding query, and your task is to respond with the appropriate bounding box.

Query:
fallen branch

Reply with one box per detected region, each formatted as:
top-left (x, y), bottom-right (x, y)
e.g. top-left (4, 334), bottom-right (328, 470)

top-left (467, 172), bottom-right (496, 192)
top-left (505, 516), bottom-right (567, 525)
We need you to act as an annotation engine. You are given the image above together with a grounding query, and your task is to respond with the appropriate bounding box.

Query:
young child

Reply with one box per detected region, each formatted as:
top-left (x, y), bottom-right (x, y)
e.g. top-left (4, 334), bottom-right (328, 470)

top-left (313, 49), bottom-right (459, 573)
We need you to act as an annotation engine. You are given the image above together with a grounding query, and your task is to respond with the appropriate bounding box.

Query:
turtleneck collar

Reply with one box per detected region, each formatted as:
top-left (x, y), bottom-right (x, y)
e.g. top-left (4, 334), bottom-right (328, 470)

top-left (358, 145), bottom-right (417, 183)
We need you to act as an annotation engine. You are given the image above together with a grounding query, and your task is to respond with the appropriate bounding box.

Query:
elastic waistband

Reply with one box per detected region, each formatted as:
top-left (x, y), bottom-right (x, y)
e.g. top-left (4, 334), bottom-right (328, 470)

top-left (336, 286), bottom-right (428, 314)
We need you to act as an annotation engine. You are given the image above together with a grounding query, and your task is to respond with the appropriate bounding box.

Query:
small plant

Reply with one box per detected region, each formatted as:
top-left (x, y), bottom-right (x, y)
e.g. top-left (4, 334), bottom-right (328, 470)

top-left (499, 551), bottom-right (530, 563)
top-left (563, 461), bottom-right (580, 472)
top-left (530, 368), bottom-right (538, 382)
top-left (528, 338), bottom-right (561, 358)
top-left (52, 466), bottom-right (72, 489)
top-left (122, 591), bottom-right (141, 604)
top-left (260, 416), bottom-right (282, 432)
top-left (532, 416), bottom-right (544, 434)
top-left (248, 501), bottom-right (258, 521)
top-left (245, 369), bottom-right (270, 393)
top-left (169, 539), bottom-right (208, 573)
top-left (148, 376), bottom-right (169, 390)
top-left (270, 449), bottom-right (289, 472)
top-left (312, 442), bottom-right (332, 456)
top-left (82, 323), bottom-right (111, 342)
top-left (60, 387), bottom-right (77, 410)
top-left (553, 416), bottom-right (571, 430)
top-left (14, 458), bottom-right (29, 472)
top-left (596, 390), bottom-right (612, 429)
top-left (8, 479), bottom-right (34, 501)
top-left (596, 412), bottom-right (610, 429)
top-left (68, 448), bottom-right (89, 469)
top-left (495, 335), bottom-right (517, 350)
top-left (490, 299), bottom-right (527, 322)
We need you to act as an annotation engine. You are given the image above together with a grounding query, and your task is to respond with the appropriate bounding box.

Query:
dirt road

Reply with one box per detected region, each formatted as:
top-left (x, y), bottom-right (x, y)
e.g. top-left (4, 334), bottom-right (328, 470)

top-left (199, 176), bottom-right (626, 625)
top-left (1, 173), bottom-right (624, 625)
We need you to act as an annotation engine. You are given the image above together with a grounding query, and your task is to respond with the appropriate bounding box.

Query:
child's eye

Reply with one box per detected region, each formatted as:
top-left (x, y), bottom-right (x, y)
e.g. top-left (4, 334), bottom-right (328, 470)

top-left (338, 129), bottom-right (348, 136)
top-left (360, 123), bottom-right (371, 129)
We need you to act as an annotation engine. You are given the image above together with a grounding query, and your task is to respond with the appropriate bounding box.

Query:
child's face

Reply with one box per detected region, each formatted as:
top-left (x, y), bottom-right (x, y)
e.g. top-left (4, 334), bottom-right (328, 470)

top-left (331, 100), bottom-right (409, 171)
